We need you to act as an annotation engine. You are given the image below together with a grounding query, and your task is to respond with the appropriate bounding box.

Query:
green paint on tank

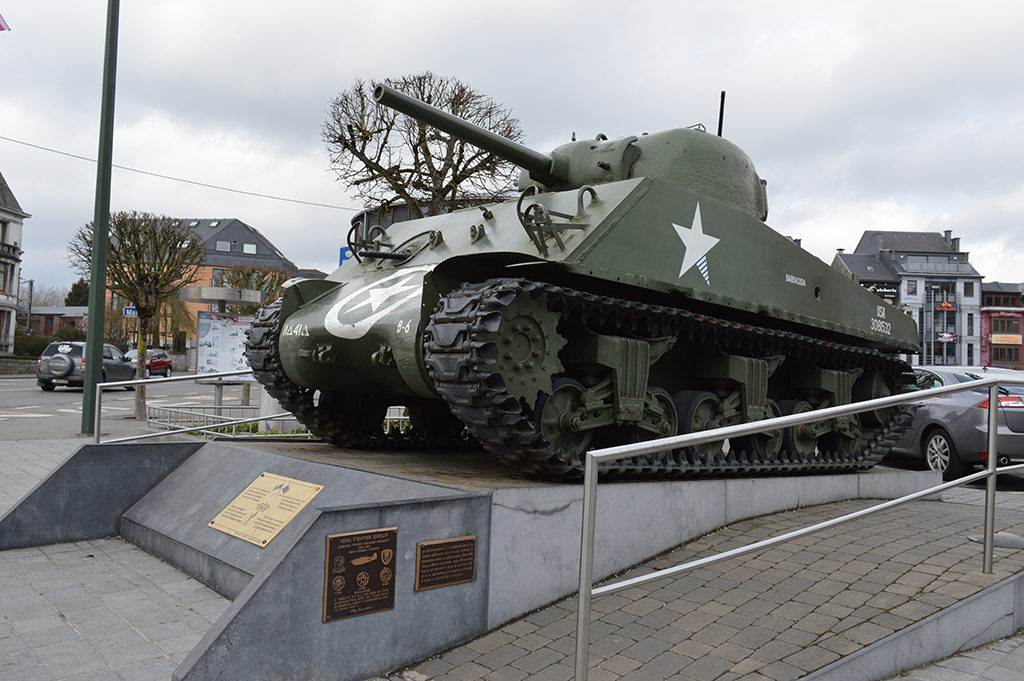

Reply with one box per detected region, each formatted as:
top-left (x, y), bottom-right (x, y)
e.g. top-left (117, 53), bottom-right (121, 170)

top-left (245, 86), bottom-right (920, 479)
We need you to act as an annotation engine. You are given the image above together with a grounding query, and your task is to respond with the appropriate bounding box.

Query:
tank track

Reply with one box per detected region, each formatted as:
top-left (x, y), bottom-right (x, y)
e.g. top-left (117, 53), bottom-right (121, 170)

top-left (424, 278), bottom-right (915, 479)
top-left (245, 299), bottom-right (470, 450)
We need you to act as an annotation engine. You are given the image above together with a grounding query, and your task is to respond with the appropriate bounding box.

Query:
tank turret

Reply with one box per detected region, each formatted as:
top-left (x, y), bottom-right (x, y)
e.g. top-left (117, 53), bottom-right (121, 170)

top-left (374, 84), bottom-right (767, 220)
top-left (246, 86), bottom-right (920, 480)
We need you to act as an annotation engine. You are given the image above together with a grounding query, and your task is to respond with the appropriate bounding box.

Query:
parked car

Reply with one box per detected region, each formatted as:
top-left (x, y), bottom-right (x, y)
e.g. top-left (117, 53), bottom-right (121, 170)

top-left (889, 366), bottom-right (1024, 480)
top-left (36, 341), bottom-right (136, 391)
top-left (125, 348), bottom-right (173, 378)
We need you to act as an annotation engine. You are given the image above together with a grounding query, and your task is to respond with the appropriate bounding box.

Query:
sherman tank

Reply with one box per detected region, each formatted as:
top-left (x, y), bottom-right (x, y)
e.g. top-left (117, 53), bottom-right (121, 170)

top-left (245, 85), bottom-right (920, 479)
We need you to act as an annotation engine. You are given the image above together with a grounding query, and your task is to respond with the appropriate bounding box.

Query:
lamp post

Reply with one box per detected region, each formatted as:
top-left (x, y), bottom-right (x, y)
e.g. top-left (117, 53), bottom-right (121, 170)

top-left (81, 0), bottom-right (120, 435)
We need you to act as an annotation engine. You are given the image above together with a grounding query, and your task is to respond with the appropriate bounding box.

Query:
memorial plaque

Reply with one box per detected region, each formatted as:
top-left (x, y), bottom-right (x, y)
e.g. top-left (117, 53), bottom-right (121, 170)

top-left (415, 535), bottom-right (477, 592)
top-left (209, 472), bottom-right (322, 547)
top-left (323, 527), bottom-right (398, 622)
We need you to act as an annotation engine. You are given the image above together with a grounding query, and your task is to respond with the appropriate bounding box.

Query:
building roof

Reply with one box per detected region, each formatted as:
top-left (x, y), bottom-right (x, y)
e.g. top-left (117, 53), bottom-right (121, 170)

top-left (173, 218), bottom-right (298, 273)
top-left (31, 306), bottom-right (88, 317)
top-left (833, 253), bottom-right (901, 283)
top-left (982, 281), bottom-right (1023, 294)
top-left (0, 170), bottom-right (30, 218)
top-left (853, 231), bottom-right (954, 254)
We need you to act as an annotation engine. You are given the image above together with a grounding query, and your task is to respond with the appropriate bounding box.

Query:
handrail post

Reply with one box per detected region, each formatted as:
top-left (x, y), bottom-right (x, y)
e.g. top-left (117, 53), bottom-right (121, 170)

top-left (983, 383), bottom-right (998, 573)
top-left (574, 453), bottom-right (599, 681)
top-left (93, 382), bottom-right (103, 444)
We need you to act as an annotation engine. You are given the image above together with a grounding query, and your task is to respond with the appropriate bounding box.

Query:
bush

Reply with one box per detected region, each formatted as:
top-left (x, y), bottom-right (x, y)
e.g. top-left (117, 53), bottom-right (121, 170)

top-left (14, 331), bottom-right (53, 358)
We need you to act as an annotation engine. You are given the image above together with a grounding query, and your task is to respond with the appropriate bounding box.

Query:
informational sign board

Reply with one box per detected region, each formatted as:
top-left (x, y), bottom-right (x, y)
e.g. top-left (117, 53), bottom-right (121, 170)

top-left (123, 306), bottom-right (137, 318)
top-left (324, 527), bottom-right (398, 622)
top-left (197, 312), bottom-right (254, 376)
top-left (208, 472), bottom-right (323, 547)
top-left (415, 535), bottom-right (477, 591)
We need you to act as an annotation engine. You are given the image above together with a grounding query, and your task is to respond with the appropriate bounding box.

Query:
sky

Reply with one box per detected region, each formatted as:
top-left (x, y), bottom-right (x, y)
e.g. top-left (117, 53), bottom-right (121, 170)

top-left (2, 0), bottom-right (1024, 291)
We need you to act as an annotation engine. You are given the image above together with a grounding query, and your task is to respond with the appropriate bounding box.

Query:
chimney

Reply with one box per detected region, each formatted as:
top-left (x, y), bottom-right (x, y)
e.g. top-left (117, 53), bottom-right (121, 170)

top-left (836, 248), bottom-right (845, 254)
top-left (952, 237), bottom-right (961, 251)
top-left (943, 229), bottom-right (952, 245)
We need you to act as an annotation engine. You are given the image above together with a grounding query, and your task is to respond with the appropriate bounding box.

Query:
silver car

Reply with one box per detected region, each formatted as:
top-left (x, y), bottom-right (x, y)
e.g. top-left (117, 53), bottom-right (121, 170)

top-left (889, 366), bottom-right (1024, 480)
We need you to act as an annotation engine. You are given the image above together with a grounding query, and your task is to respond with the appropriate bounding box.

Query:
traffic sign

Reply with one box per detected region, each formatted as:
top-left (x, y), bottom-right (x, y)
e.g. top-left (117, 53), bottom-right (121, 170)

top-left (123, 306), bottom-right (138, 318)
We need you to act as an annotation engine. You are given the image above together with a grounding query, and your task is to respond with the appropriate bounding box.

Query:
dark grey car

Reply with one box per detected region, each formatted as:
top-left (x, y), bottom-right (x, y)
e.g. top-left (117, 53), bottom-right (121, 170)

top-left (889, 366), bottom-right (1024, 480)
top-left (36, 341), bottom-right (136, 391)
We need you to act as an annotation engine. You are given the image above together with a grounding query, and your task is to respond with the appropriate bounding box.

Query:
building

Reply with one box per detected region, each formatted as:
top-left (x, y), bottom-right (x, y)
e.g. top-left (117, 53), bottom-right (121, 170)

top-left (980, 282), bottom-right (1023, 369)
top-left (169, 218), bottom-right (323, 348)
top-left (0, 170), bottom-right (28, 355)
top-left (832, 230), bottom-right (982, 366)
top-left (26, 306), bottom-right (88, 336)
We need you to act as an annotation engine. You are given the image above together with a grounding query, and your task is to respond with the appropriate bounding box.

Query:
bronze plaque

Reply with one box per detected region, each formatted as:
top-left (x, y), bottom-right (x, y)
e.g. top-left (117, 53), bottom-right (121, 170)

top-left (209, 472), bottom-right (322, 547)
top-left (323, 527), bottom-right (398, 622)
top-left (415, 535), bottom-right (477, 592)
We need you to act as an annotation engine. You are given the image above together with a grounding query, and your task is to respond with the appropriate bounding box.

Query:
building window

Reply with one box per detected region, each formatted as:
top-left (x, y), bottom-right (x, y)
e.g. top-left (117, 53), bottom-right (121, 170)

top-left (967, 313), bottom-right (974, 335)
top-left (993, 346), bottom-right (1021, 363)
top-left (243, 243), bottom-right (256, 255)
top-left (992, 317), bottom-right (1021, 334)
top-left (967, 343), bottom-right (974, 365)
top-left (963, 281), bottom-right (974, 297)
top-left (212, 269), bottom-right (227, 286)
top-left (216, 241), bottom-right (231, 252)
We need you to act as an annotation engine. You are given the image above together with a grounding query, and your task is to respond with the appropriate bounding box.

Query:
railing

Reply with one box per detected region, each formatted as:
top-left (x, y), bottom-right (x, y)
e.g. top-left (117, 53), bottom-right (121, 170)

top-left (573, 376), bottom-right (1024, 681)
top-left (93, 369), bottom-right (291, 444)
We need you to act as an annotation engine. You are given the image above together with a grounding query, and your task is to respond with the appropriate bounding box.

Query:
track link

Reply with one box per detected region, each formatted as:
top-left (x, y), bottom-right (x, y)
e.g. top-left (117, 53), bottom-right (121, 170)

top-left (424, 278), bottom-right (914, 479)
top-left (245, 300), bottom-right (470, 450)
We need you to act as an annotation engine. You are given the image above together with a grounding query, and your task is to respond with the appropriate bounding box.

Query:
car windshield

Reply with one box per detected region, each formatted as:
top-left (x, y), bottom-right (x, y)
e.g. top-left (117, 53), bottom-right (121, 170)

top-left (125, 350), bottom-right (138, 360)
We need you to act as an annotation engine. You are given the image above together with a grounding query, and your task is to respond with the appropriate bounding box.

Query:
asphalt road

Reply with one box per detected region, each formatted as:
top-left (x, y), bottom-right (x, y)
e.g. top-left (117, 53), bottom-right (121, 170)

top-left (0, 374), bottom-right (258, 440)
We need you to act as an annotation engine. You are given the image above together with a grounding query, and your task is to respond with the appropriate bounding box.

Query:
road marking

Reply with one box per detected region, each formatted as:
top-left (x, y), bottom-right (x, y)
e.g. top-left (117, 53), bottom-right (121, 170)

top-left (0, 412), bottom-right (48, 418)
top-left (15, 405), bottom-right (42, 409)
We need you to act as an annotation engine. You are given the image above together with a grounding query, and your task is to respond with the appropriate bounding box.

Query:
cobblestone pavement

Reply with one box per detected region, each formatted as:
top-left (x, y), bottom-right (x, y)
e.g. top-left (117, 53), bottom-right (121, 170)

top-left (378, 494), bottom-right (1024, 681)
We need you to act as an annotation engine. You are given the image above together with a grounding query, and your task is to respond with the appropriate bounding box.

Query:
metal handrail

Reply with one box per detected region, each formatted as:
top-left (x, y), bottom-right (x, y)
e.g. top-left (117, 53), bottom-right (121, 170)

top-left (573, 376), bottom-right (1024, 681)
top-left (93, 369), bottom-right (254, 444)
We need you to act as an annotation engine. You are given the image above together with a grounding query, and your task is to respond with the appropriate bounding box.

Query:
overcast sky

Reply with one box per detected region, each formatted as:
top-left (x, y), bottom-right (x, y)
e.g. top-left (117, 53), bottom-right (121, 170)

top-left (2, 0), bottom-right (1023, 291)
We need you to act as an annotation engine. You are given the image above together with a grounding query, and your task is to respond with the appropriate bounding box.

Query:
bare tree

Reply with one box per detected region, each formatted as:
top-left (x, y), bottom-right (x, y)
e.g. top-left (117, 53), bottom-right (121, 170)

top-left (68, 210), bottom-right (205, 419)
top-left (323, 72), bottom-right (524, 218)
top-left (217, 264), bottom-right (290, 316)
top-left (31, 284), bottom-right (69, 307)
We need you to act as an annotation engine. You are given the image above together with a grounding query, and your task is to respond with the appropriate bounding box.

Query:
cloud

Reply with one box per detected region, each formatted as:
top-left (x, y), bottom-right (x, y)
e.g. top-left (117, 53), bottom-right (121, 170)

top-left (3, 0), bottom-right (1024, 290)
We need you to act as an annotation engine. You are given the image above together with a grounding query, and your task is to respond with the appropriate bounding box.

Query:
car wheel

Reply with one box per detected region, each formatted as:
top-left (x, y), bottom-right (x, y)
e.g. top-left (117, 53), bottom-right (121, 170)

top-left (923, 428), bottom-right (969, 481)
top-left (145, 366), bottom-right (151, 379)
top-left (40, 382), bottom-right (56, 392)
top-left (165, 366), bottom-right (172, 378)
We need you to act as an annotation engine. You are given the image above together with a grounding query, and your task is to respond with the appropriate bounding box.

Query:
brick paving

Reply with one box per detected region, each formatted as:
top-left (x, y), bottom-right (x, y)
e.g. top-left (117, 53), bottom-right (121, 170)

top-left (377, 495), bottom-right (1024, 681)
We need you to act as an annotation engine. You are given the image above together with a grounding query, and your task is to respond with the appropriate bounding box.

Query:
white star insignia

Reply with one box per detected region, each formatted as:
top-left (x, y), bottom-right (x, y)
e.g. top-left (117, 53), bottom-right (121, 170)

top-left (672, 203), bottom-right (718, 285)
top-left (351, 279), bottom-right (420, 313)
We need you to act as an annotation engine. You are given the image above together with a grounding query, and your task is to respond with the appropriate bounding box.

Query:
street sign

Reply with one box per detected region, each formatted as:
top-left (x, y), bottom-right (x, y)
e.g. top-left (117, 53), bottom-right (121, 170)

top-left (123, 306), bottom-right (138, 318)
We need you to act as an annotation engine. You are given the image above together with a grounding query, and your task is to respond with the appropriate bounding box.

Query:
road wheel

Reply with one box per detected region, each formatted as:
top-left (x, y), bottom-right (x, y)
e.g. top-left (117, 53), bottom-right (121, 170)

top-left (165, 366), bottom-right (172, 378)
top-left (40, 382), bottom-right (56, 392)
top-left (673, 390), bottom-right (725, 467)
top-left (145, 366), bottom-right (151, 379)
top-left (534, 378), bottom-right (593, 468)
top-left (778, 400), bottom-right (818, 461)
top-left (923, 428), bottom-right (968, 481)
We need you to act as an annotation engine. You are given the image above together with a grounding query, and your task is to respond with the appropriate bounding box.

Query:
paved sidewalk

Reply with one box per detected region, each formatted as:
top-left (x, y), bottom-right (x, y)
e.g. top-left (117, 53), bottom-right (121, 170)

top-left (0, 439), bottom-right (230, 681)
top-left (2, 436), bottom-right (1024, 681)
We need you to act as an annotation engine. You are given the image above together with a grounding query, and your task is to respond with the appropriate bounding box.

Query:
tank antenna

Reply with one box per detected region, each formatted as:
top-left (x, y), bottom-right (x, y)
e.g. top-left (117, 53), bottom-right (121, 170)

top-left (717, 91), bottom-right (726, 137)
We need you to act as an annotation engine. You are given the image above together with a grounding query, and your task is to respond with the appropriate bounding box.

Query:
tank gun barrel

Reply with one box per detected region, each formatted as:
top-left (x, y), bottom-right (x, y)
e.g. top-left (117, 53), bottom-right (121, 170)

top-left (373, 84), bottom-right (562, 186)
